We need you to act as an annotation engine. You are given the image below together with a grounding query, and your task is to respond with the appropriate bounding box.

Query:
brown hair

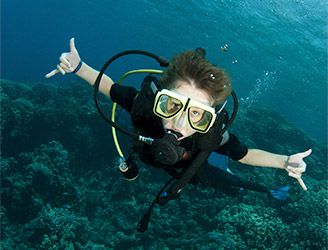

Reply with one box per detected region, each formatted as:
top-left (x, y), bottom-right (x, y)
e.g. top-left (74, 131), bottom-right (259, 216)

top-left (159, 51), bottom-right (232, 106)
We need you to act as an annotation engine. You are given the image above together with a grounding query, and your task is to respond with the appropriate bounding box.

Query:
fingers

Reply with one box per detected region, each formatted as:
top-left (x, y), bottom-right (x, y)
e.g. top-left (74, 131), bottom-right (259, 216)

top-left (288, 172), bottom-right (307, 191)
top-left (45, 37), bottom-right (79, 79)
top-left (288, 171), bottom-right (301, 179)
top-left (287, 148), bottom-right (311, 171)
top-left (45, 64), bottom-right (71, 77)
top-left (57, 64), bottom-right (66, 75)
top-left (286, 148), bottom-right (311, 191)
top-left (59, 62), bottom-right (72, 72)
top-left (45, 58), bottom-right (72, 79)
top-left (69, 37), bottom-right (78, 54)
top-left (290, 149), bottom-right (312, 162)
top-left (59, 53), bottom-right (74, 71)
top-left (45, 69), bottom-right (60, 78)
top-left (60, 54), bottom-right (72, 68)
top-left (287, 162), bottom-right (306, 173)
top-left (297, 177), bottom-right (307, 191)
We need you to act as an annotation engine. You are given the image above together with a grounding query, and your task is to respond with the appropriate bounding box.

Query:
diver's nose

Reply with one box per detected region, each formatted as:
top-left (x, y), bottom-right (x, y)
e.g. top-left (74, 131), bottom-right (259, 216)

top-left (173, 112), bottom-right (188, 130)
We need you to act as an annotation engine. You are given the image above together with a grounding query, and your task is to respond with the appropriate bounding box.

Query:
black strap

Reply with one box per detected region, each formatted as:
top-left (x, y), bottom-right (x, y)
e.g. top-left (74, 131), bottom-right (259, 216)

top-left (157, 151), bottom-right (211, 205)
top-left (157, 98), bottom-right (237, 205)
top-left (137, 177), bottom-right (175, 232)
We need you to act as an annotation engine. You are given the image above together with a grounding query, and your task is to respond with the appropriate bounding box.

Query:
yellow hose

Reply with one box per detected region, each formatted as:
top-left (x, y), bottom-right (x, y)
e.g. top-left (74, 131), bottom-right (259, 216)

top-left (112, 69), bottom-right (163, 158)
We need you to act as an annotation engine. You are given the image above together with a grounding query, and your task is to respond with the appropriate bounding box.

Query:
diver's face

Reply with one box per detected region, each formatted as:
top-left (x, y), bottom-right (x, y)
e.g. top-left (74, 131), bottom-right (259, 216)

top-left (162, 80), bottom-right (213, 140)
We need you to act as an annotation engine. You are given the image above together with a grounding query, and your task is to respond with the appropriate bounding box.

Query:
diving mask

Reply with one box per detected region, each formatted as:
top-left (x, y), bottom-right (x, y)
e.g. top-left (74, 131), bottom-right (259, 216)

top-left (153, 89), bottom-right (227, 133)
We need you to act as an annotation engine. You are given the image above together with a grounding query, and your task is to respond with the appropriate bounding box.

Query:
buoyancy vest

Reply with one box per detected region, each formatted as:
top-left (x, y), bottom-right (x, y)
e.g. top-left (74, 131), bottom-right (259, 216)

top-left (130, 75), bottom-right (164, 139)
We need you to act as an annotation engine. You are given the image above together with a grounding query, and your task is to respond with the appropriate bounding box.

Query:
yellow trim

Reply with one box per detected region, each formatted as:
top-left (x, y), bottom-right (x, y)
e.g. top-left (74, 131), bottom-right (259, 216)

top-left (112, 69), bottom-right (163, 158)
top-left (153, 89), bottom-right (216, 133)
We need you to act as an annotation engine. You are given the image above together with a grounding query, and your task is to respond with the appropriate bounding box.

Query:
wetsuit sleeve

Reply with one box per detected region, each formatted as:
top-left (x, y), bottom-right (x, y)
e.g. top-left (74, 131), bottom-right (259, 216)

top-left (110, 84), bottom-right (139, 113)
top-left (215, 133), bottom-right (248, 161)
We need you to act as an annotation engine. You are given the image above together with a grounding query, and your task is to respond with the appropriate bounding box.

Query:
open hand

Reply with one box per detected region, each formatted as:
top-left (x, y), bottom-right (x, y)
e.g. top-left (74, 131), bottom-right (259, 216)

top-left (45, 37), bottom-right (81, 78)
top-left (285, 149), bottom-right (312, 191)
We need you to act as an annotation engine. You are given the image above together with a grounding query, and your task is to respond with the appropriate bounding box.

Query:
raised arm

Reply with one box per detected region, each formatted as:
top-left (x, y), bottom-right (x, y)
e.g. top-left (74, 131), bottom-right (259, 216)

top-left (45, 38), bottom-right (113, 98)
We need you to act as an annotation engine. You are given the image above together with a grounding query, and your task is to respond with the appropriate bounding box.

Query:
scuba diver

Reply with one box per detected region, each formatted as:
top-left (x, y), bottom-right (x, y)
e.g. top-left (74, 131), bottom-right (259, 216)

top-left (46, 38), bottom-right (312, 231)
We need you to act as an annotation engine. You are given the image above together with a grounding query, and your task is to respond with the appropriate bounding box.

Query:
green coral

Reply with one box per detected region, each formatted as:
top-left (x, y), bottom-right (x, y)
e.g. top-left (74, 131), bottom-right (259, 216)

top-left (37, 205), bottom-right (89, 249)
top-left (1, 80), bottom-right (327, 249)
top-left (217, 204), bottom-right (290, 249)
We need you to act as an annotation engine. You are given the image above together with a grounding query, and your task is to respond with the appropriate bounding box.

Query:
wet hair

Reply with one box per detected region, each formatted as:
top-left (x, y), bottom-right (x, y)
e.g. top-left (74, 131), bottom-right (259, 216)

top-left (159, 51), bottom-right (232, 106)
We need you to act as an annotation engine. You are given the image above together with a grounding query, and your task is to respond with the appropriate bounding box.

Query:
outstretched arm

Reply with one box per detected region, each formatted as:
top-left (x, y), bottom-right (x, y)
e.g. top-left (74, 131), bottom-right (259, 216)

top-left (239, 148), bottom-right (312, 190)
top-left (45, 37), bottom-right (114, 98)
top-left (239, 149), bottom-right (288, 169)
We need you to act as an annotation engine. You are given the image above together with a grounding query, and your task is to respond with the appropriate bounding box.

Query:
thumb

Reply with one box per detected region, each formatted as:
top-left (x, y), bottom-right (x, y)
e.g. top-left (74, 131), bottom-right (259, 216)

top-left (299, 149), bottom-right (312, 159)
top-left (69, 37), bottom-right (78, 54)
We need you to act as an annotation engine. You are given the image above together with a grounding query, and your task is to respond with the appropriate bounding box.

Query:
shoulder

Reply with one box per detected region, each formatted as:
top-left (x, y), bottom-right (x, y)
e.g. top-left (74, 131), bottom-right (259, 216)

top-left (110, 84), bottom-right (139, 112)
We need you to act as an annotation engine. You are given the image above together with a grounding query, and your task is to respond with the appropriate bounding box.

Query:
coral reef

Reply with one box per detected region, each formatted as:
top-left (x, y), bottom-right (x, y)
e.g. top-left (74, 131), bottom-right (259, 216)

top-left (1, 79), bottom-right (327, 249)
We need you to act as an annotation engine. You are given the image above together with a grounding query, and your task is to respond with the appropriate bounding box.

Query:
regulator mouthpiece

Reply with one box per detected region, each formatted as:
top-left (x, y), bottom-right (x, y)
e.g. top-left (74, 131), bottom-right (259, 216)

top-left (150, 131), bottom-right (185, 165)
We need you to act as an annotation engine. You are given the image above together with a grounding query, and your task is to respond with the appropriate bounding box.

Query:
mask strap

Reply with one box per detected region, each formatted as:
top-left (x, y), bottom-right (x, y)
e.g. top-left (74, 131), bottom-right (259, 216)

top-left (150, 81), bottom-right (158, 94)
top-left (216, 100), bottom-right (228, 114)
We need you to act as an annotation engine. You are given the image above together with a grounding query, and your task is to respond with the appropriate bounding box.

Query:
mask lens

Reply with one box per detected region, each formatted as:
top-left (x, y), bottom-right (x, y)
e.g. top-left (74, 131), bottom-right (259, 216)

top-left (155, 94), bottom-right (184, 118)
top-left (188, 107), bottom-right (213, 132)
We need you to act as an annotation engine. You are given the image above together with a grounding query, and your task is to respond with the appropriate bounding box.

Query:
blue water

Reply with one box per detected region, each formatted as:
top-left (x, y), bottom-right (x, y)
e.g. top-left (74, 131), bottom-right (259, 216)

top-left (2, 0), bottom-right (327, 143)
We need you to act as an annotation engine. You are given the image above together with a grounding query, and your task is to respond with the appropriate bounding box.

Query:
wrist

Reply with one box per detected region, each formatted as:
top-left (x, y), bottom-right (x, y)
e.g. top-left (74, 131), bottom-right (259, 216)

top-left (283, 155), bottom-right (290, 169)
top-left (74, 61), bottom-right (88, 78)
top-left (72, 60), bottom-right (83, 74)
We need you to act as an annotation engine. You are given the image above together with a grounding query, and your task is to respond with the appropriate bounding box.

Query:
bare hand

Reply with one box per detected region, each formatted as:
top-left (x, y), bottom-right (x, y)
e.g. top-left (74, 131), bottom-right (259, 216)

top-left (45, 37), bottom-right (81, 78)
top-left (285, 149), bottom-right (312, 191)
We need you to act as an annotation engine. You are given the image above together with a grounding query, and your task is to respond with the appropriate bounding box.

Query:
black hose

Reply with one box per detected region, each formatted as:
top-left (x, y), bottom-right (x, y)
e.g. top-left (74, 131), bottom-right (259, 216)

top-left (137, 177), bottom-right (175, 232)
top-left (93, 50), bottom-right (169, 141)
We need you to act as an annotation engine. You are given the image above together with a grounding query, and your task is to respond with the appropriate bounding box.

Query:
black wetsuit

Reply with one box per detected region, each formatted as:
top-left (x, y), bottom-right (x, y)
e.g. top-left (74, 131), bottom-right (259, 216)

top-left (110, 83), bottom-right (270, 196)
